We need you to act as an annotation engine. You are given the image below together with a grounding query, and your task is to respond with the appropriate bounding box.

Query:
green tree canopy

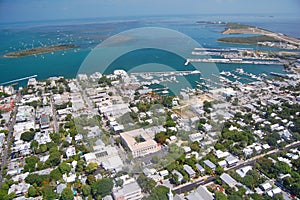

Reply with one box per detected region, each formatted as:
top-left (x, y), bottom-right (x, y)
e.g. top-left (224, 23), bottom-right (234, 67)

top-left (91, 178), bottom-right (113, 198)
top-left (50, 168), bottom-right (62, 181)
top-left (61, 188), bottom-right (74, 200)
top-left (20, 131), bottom-right (35, 142)
top-left (59, 162), bottom-right (72, 174)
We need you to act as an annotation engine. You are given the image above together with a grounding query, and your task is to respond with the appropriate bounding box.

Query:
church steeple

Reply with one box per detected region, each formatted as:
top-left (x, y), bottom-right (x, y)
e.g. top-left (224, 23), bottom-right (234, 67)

top-left (167, 187), bottom-right (173, 200)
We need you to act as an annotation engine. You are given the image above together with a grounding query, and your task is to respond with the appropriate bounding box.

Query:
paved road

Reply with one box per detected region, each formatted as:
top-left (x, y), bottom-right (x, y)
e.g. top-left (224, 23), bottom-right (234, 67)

top-left (174, 141), bottom-right (300, 194)
top-left (0, 94), bottom-right (20, 187)
top-left (49, 93), bottom-right (59, 133)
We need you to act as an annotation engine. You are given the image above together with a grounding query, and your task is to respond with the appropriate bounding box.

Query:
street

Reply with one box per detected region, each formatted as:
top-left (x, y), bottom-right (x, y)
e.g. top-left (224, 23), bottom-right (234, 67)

top-left (173, 141), bottom-right (300, 194)
top-left (0, 93), bottom-right (21, 187)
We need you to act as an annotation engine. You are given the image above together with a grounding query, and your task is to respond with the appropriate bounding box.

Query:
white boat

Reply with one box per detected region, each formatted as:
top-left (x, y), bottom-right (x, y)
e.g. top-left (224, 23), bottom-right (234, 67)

top-left (235, 68), bottom-right (244, 74)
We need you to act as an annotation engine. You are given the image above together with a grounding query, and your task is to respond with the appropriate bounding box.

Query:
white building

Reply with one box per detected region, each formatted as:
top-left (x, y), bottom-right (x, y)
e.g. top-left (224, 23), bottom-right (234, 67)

top-left (120, 128), bottom-right (160, 158)
top-left (112, 180), bottom-right (143, 200)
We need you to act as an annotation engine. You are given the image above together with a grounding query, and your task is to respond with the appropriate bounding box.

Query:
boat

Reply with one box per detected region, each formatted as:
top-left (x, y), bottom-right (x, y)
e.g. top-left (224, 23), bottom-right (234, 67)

top-left (191, 70), bottom-right (201, 74)
top-left (235, 68), bottom-right (244, 74)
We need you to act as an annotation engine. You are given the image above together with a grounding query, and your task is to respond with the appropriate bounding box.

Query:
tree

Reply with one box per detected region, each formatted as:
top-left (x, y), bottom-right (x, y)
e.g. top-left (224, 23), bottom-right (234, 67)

top-left (86, 174), bottom-right (96, 185)
top-left (27, 186), bottom-right (38, 197)
top-left (50, 168), bottom-right (62, 181)
top-left (20, 131), bottom-right (35, 142)
top-left (82, 185), bottom-right (91, 197)
top-left (228, 194), bottom-right (242, 200)
top-left (250, 193), bottom-right (263, 200)
top-left (86, 162), bottom-right (98, 174)
top-left (24, 156), bottom-right (39, 172)
top-left (39, 144), bottom-right (48, 153)
top-left (243, 175), bottom-right (255, 189)
top-left (59, 162), bottom-right (72, 174)
top-left (155, 132), bottom-right (167, 144)
top-left (275, 161), bottom-right (291, 174)
top-left (215, 166), bottom-right (224, 175)
top-left (215, 191), bottom-right (228, 200)
top-left (25, 174), bottom-right (48, 186)
top-left (145, 185), bottom-right (170, 200)
top-left (203, 100), bottom-right (213, 113)
top-left (151, 155), bottom-right (160, 164)
top-left (137, 174), bottom-right (156, 193)
top-left (30, 140), bottom-right (39, 149)
top-left (61, 188), bottom-right (74, 200)
top-left (116, 179), bottom-right (124, 187)
top-left (50, 133), bottom-right (61, 144)
top-left (190, 141), bottom-right (200, 152)
top-left (47, 151), bottom-right (61, 167)
top-left (91, 179), bottom-right (113, 198)
top-left (42, 185), bottom-right (59, 200)
top-left (165, 119), bottom-right (176, 127)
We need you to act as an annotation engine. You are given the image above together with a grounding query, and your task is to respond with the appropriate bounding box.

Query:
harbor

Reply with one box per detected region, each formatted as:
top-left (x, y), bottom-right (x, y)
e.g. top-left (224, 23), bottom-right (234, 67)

top-left (185, 58), bottom-right (282, 65)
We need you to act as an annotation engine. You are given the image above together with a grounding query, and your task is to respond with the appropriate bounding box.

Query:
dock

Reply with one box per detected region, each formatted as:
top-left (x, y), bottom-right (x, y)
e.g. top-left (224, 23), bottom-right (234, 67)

top-left (0, 75), bottom-right (37, 86)
top-left (186, 58), bottom-right (282, 65)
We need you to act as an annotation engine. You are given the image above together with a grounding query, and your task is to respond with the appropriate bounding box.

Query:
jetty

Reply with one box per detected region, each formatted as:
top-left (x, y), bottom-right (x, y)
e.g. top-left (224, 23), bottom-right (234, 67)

top-left (0, 75), bottom-right (37, 86)
top-left (186, 58), bottom-right (282, 65)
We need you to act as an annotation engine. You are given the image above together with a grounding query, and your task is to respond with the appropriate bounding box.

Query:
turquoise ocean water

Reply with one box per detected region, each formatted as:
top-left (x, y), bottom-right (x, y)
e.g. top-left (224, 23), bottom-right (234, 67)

top-left (0, 14), bottom-right (299, 88)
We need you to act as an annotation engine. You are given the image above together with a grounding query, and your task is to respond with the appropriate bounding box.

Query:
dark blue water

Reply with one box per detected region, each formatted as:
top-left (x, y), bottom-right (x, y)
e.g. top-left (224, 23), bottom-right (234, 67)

top-left (0, 14), bottom-right (299, 86)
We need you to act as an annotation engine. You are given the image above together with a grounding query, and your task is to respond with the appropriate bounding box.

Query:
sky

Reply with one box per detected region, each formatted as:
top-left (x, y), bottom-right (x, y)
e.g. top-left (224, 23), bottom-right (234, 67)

top-left (0, 0), bottom-right (299, 23)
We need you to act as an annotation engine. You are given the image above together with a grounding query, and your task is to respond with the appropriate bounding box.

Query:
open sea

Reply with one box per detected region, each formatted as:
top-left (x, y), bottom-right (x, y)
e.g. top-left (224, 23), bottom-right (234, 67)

top-left (0, 14), bottom-right (300, 88)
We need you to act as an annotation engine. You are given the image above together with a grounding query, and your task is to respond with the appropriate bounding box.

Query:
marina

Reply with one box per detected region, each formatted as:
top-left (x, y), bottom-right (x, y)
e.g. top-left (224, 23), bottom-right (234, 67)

top-left (185, 58), bottom-right (282, 65)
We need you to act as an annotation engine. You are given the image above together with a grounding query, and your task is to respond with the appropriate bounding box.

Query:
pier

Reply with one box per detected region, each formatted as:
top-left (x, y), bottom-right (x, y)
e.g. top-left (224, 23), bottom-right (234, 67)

top-left (130, 70), bottom-right (201, 76)
top-left (186, 58), bottom-right (282, 65)
top-left (0, 75), bottom-right (37, 86)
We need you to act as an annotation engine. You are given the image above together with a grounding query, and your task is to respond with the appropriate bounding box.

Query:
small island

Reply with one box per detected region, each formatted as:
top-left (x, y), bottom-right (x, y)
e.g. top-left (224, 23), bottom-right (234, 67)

top-left (218, 23), bottom-right (300, 49)
top-left (218, 35), bottom-right (280, 45)
top-left (4, 44), bottom-right (78, 58)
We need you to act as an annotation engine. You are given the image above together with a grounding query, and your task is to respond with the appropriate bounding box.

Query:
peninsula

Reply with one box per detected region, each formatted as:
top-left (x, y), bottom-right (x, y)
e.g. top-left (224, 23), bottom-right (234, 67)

top-left (218, 23), bottom-right (300, 49)
top-left (4, 44), bottom-right (78, 58)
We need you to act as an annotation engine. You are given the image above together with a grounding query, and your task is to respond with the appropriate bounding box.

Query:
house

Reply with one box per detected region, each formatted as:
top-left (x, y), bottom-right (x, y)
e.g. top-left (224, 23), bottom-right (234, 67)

top-left (186, 185), bottom-right (214, 200)
top-left (220, 173), bottom-right (238, 188)
top-left (243, 148), bottom-right (253, 157)
top-left (143, 168), bottom-right (156, 177)
top-left (254, 145), bottom-right (262, 153)
top-left (183, 165), bottom-right (196, 178)
top-left (215, 150), bottom-right (230, 159)
top-left (63, 173), bottom-right (76, 183)
top-left (66, 146), bottom-right (76, 158)
top-left (260, 182), bottom-right (272, 191)
top-left (8, 183), bottom-right (30, 196)
top-left (112, 180), bottom-right (143, 200)
top-left (56, 184), bottom-right (67, 194)
top-left (159, 170), bottom-right (169, 178)
top-left (34, 131), bottom-right (51, 145)
top-left (267, 187), bottom-right (282, 197)
top-left (225, 155), bottom-right (239, 167)
top-left (218, 160), bottom-right (227, 168)
top-left (189, 133), bottom-right (204, 143)
top-left (84, 144), bottom-right (124, 172)
top-left (203, 123), bottom-right (212, 132)
top-left (102, 195), bottom-right (114, 200)
top-left (183, 146), bottom-right (191, 154)
top-left (236, 166), bottom-right (252, 178)
top-left (203, 160), bottom-right (216, 171)
top-left (195, 164), bottom-right (205, 174)
top-left (280, 129), bottom-right (293, 140)
top-left (40, 114), bottom-right (50, 129)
